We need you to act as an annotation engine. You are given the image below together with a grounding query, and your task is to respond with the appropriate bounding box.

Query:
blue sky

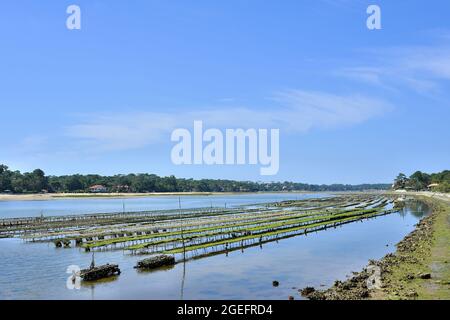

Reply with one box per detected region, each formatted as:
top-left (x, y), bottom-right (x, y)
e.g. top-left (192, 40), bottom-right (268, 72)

top-left (0, 0), bottom-right (449, 184)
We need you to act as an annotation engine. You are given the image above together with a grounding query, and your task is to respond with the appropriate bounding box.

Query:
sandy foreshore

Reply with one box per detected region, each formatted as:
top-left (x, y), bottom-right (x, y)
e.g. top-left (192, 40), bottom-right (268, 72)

top-left (0, 192), bottom-right (219, 201)
top-left (0, 191), bottom-right (321, 202)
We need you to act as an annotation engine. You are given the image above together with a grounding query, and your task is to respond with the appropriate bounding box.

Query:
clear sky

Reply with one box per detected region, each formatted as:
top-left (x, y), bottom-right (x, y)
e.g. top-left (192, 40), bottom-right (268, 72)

top-left (0, 0), bottom-right (449, 184)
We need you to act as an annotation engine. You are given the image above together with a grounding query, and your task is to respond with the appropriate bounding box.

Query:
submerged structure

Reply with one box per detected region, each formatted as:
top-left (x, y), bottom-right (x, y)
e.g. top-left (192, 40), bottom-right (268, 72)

top-left (135, 255), bottom-right (176, 269)
top-left (0, 194), bottom-right (401, 263)
top-left (79, 254), bottom-right (121, 281)
top-left (80, 264), bottom-right (121, 281)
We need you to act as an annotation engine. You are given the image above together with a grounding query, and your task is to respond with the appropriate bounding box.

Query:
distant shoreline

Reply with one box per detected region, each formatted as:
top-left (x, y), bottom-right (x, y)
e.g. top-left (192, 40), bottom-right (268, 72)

top-left (0, 191), bottom-right (328, 202)
top-left (0, 192), bottom-right (223, 202)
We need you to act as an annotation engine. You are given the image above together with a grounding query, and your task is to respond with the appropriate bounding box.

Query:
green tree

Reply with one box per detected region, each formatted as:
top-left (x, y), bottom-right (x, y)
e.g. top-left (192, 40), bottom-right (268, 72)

top-left (65, 175), bottom-right (84, 192)
top-left (0, 165), bottom-right (12, 192)
top-left (393, 173), bottom-right (408, 190)
top-left (27, 169), bottom-right (48, 192)
top-left (408, 171), bottom-right (431, 191)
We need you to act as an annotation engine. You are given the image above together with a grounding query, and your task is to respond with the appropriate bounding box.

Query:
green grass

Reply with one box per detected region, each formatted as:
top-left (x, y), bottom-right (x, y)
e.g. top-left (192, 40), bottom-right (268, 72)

top-left (372, 196), bottom-right (450, 300)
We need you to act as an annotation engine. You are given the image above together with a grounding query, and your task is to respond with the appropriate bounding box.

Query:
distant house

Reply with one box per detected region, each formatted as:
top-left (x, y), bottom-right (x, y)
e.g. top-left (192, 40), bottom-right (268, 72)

top-left (427, 183), bottom-right (439, 190)
top-left (89, 185), bottom-right (107, 193)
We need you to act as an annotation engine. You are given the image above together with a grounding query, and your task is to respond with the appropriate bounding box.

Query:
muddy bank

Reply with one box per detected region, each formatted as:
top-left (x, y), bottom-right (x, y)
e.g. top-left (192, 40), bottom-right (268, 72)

top-left (301, 196), bottom-right (449, 300)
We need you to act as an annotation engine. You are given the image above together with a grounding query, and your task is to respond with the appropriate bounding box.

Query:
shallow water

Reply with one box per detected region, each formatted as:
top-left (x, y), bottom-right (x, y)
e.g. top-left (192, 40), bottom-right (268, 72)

top-left (0, 193), bottom-right (325, 218)
top-left (0, 196), bottom-right (429, 300)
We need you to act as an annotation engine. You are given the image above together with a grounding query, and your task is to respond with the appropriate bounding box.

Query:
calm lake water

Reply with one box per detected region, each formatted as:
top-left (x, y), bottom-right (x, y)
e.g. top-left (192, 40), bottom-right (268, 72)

top-left (0, 193), bottom-right (325, 218)
top-left (0, 194), bottom-right (429, 300)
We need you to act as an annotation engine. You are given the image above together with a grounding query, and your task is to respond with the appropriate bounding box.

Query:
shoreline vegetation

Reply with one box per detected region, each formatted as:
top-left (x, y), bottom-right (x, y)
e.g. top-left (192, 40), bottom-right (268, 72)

top-left (0, 190), bottom-right (388, 202)
top-left (301, 192), bottom-right (450, 300)
top-left (0, 164), bottom-right (390, 196)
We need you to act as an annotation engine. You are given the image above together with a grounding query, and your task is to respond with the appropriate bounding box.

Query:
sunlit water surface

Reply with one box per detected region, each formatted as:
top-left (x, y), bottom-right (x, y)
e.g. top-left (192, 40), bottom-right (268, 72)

top-left (0, 194), bottom-right (429, 300)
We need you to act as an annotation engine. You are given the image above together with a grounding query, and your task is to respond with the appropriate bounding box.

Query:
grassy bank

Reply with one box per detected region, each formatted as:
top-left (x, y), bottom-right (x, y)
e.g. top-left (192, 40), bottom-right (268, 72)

top-left (302, 194), bottom-right (450, 300)
top-left (371, 195), bottom-right (449, 299)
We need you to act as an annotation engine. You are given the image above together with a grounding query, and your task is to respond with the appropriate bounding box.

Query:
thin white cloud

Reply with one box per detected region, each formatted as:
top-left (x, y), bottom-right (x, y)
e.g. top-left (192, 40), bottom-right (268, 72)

top-left (65, 90), bottom-right (392, 152)
top-left (66, 113), bottom-right (178, 151)
top-left (336, 42), bottom-right (450, 95)
top-left (333, 67), bottom-right (388, 88)
top-left (272, 90), bottom-right (392, 132)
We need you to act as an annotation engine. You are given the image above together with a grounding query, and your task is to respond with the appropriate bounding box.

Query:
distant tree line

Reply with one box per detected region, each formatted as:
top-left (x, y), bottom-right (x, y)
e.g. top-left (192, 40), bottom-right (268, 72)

top-left (0, 164), bottom-right (391, 194)
top-left (393, 170), bottom-right (450, 193)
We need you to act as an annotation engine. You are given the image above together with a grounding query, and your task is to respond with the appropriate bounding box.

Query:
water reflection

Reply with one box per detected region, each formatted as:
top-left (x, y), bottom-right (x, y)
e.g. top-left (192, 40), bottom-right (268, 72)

top-left (0, 198), bottom-right (429, 300)
top-left (403, 200), bottom-right (430, 218)
top-left (135, 265), bottom-right (176, 275)
top-left (180, 259), bottom-right (186, 300)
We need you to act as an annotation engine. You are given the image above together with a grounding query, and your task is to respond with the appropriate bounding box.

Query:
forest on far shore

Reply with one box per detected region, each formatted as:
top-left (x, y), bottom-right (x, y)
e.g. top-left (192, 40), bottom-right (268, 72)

top-left (393, 170), bottom-right (450, 193)
top-left (0, 164), bottom-right (392, 194)
top-left (1, 164), bottom-right (448, 194)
